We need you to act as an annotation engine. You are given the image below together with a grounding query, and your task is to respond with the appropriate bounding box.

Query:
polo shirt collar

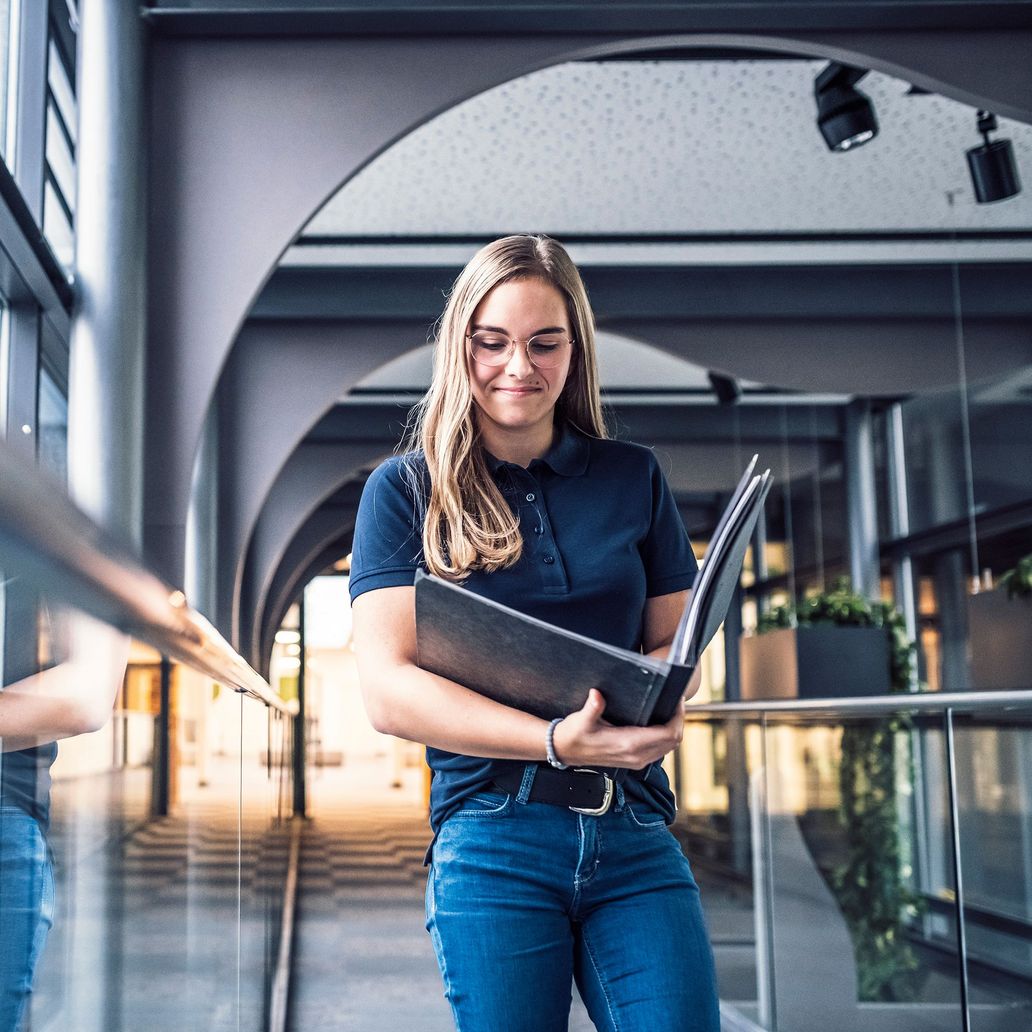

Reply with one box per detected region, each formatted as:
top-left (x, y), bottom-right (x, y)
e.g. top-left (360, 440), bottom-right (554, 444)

top-left (482, 420), bottom-right (590, 477)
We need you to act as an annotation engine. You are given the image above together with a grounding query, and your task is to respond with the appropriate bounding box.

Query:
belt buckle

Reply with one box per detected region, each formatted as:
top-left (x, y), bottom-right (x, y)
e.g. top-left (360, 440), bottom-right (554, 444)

top-left (568, 769), bottom-right (614, 816)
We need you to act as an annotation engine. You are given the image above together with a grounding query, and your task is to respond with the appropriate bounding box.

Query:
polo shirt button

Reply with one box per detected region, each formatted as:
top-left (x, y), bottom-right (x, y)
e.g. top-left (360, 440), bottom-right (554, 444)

top-left (526, 493), bottom-right (536, 502)
top-left (543, 555), bottom-right (555, 564)
top-left (535, 526), bottom-right (543, 535)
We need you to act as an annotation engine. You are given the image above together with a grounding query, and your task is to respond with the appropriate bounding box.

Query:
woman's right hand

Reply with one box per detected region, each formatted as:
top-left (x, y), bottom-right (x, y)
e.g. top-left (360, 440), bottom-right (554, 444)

top-left (551, 688), bottom-right (684, 770)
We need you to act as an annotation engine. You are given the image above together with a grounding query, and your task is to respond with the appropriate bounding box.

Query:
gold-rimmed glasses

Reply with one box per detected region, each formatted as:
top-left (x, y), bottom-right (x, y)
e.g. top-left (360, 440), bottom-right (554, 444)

top-left (466, 330), bottom-right (574, 370)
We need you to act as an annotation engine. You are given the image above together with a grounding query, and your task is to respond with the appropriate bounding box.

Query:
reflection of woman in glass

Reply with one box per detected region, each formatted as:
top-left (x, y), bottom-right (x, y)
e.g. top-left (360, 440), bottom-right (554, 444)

top-left (0, 610), bottom-right (127, 1028)
top-left (349, 236), bottom-right (720, 1031)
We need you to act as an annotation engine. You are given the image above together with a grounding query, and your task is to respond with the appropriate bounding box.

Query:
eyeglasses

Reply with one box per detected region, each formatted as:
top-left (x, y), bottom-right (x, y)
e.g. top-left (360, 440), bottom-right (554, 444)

top-left (466, 330), bottom-right (575, 370)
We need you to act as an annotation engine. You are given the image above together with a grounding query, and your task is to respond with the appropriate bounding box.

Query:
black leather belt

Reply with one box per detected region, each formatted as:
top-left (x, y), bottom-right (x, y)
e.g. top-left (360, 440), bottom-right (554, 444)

top-left (492, 764), bottom-right (615, 816)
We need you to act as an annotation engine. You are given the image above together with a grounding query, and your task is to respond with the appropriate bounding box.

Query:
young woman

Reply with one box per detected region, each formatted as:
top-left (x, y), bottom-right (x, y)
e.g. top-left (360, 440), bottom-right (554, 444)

top-left (349, 235), bottom-right (720, 1032)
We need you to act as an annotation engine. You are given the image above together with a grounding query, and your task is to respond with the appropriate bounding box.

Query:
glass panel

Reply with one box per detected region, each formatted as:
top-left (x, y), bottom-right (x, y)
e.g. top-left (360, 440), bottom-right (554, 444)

top-left (678, 715), bottom-right (766, 1028)
top-left (901, 376), bottom-right (1032, 537)
top-left (17, 648), bottom-right (294, 1030)
top-left (953, 710), bottom-right (1032, 1031)
top-left (762, 711), bottom-right (966, 1031)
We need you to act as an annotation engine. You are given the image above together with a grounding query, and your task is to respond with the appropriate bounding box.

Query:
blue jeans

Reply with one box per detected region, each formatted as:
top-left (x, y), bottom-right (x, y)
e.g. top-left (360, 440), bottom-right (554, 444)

top-left (0, 807), bottom-right (55, 1032)
top-left (425, 770), bottom-right (720, 1032)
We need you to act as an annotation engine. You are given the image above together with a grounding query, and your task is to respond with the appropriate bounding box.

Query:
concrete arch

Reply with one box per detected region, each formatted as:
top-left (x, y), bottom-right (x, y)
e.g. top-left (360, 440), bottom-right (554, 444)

top-left (147, 27), bottom-right (1032, 591)
top-left (259, 510), bottom-right (355, 676)
top-left (217, 319), bottom-right (424, 644)
top-left (241, 441), bottom-right (388, 667)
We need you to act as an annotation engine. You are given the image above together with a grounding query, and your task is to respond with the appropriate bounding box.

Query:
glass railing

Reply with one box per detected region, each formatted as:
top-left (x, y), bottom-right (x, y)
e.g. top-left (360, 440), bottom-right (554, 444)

top-left (677, 691), bottom-right (1032, 1032)
top-left (0, 441), bottom-right (298, 1031)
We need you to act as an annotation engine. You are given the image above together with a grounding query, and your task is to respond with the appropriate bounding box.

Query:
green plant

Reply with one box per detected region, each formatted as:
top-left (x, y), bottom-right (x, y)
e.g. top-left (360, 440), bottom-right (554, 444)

top-left (759, 576), bottom-right (927, 1001)
top-left (998, 553), bottom-right (1032, 600)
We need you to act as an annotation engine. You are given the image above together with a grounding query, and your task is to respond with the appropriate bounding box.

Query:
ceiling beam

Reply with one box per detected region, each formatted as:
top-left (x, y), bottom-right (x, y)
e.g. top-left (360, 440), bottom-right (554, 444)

top-left (144, 2), bottom-right (1032, 37)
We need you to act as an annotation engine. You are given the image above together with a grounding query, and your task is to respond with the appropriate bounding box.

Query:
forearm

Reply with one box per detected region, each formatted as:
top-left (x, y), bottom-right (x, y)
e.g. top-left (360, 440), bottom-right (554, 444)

top-left (0, 667), bottom-right (111, 750)
top-left (644, 642), bottom-right (703, 700)
top-left (364, 661), bottom-right (552, 761)
top-left (0, 616), bottom-right (128, 750)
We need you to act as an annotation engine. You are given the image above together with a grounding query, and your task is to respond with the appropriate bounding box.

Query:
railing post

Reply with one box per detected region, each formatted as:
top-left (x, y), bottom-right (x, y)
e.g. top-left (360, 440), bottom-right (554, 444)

top-left (293, 596), bottom-right (307, 818)
top-left (151, 654), bottom-right (171, 817)
top-left (944, 708), bottom-right (972, 1032)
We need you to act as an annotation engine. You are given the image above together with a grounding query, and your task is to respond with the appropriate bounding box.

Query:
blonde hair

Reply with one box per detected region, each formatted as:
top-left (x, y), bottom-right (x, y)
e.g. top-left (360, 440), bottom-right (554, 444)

top-left (400, 234), bottom-right (608, 579)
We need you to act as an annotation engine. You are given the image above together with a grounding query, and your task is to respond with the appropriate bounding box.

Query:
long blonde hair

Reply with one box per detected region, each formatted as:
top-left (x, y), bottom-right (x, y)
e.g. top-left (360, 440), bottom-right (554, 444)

top-left (401, 235), bottom-right (608, 579)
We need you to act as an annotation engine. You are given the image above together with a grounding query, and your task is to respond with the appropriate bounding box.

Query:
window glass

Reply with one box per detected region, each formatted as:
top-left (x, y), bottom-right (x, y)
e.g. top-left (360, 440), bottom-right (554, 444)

top-left (37, 362), bottom-right (66, 481)
top-left (0, 0), bottom-right (13, 157)
top-left (43, 177), bottom-right (72, 268)
top-left (43, 16), bottom-right (76, 270)
top-left (46, 36), bottom-right (74, 145)
top-left (45, 99), bottom-right (73, 211)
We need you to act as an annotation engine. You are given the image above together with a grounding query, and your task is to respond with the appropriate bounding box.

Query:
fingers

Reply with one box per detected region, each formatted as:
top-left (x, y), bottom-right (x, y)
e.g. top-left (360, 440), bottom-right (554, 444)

top-left (564, 690), bottom-right (687, 768)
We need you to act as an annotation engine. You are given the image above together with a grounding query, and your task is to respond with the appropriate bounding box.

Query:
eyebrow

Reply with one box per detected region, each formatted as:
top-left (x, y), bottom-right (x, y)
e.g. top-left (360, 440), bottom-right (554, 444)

top-left (471, 323), bottom-right (567, 336)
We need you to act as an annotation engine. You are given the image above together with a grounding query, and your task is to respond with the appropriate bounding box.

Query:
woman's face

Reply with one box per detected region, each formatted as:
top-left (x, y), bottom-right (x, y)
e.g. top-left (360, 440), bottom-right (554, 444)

top-left (466, 277), bottom-right (574, 441)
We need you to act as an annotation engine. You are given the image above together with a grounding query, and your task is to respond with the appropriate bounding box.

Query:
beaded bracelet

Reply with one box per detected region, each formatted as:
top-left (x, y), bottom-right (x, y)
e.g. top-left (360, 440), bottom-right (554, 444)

top-left (546, 716), bottom-right (569, 770)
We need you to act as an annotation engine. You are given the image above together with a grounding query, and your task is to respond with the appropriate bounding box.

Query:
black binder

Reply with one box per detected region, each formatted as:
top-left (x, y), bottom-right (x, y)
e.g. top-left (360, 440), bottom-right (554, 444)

top-left (414, 457), bottom-right (771, 727)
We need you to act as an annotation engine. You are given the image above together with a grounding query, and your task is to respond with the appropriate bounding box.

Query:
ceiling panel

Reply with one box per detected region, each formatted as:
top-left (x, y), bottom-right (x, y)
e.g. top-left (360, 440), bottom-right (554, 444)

top-left (304, 60), bottom-right (1032, 240)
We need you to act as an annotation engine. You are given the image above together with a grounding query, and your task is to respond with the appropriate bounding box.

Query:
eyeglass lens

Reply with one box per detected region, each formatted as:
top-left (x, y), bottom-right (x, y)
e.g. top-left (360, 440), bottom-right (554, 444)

top-left (469, 331), bottom-right (569, 369)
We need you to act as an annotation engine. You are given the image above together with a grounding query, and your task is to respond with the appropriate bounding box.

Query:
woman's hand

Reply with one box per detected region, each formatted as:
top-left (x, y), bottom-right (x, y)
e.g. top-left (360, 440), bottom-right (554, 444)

top-left (551, 688), bottom-right (685, 770)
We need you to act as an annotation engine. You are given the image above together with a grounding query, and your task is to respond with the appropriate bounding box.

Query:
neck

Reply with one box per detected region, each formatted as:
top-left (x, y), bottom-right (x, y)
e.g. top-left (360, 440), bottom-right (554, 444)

top-left (479, 420), bottom-right (557, 469)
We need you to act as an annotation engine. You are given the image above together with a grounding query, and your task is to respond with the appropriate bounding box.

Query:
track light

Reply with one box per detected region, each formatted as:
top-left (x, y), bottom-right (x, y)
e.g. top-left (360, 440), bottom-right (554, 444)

top-left (814, 63), bottom-right (878, 152)
top-left (966, 111), bottom-right (1022, 203)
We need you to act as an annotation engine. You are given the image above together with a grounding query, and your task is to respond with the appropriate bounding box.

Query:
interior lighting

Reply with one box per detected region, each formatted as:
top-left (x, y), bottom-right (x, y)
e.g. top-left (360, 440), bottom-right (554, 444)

top-left (814, 62), bottom-right (878, 152)
top-left (966, 110), bottom-right (1022, 203)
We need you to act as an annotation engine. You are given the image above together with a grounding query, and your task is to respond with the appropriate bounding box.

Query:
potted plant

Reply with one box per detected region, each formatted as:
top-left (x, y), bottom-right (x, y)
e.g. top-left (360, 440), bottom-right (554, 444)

top-left (740, 577), bottom-right (894, 700)
top-left (968, 551), bottom-right (1032, 690)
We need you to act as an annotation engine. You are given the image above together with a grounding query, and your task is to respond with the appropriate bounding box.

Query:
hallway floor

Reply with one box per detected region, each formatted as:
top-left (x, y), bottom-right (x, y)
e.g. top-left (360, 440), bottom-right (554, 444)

top-left (289, 758), bottom-right (760, 1032)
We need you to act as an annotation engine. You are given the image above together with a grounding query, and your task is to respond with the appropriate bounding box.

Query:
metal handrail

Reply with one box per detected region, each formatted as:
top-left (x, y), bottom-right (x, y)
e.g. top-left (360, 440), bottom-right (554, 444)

top-left (0, 440), bottom-right (295, 716)
top-left (683, 687), bottom-right (1032, 717)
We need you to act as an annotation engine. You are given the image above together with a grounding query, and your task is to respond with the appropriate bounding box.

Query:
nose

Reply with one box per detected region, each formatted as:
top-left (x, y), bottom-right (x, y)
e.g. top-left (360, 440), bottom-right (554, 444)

top-left (504, 340), bottom-right (535, 379)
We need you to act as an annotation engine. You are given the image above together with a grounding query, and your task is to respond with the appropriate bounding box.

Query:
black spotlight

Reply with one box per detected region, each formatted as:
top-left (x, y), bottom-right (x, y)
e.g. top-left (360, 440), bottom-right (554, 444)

top-left (814, 63), bottom-right (879, 152)
top-left (708, 371), bottom-right (741, 406)
top-left (966, 110), bottom-right (1022, 203)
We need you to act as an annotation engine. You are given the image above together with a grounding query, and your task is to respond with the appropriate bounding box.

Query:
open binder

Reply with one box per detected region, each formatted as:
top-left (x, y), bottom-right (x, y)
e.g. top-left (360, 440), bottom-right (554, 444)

top-left (415, 456), bottom-right (772, 727)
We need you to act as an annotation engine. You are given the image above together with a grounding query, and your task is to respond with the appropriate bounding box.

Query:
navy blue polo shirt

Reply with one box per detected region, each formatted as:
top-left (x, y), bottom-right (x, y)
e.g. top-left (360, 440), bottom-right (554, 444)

top-left (348, 421), bottom-right (699, 861)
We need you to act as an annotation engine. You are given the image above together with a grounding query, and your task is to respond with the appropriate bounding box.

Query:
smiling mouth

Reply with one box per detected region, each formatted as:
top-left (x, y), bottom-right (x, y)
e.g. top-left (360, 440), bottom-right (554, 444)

top-left (495, 387), bottom-right (541, 394)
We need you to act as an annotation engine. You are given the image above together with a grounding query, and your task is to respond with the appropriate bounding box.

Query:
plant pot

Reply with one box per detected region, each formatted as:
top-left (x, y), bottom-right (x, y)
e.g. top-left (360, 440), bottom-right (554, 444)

top-left (967, 589), bottom-right (1032, 691)
top-left (739, 625), bottom-right (892, 700)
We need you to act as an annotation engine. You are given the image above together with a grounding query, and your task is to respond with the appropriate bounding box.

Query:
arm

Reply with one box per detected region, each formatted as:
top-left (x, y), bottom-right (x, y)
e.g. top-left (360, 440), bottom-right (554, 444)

top-left (351, 585), bottom-right (685, 769)
top-left (640, 588), bottom-right (704, 699)
top-left (0, 611), bottom-right (129, 752)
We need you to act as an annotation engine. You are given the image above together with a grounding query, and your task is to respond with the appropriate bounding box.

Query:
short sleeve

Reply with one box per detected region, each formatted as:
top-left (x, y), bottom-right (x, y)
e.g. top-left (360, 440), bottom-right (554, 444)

top-left (348, 456), bottom-right (427, 604)
top-left (641, 451), bottom-right (699, 598)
